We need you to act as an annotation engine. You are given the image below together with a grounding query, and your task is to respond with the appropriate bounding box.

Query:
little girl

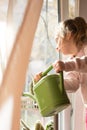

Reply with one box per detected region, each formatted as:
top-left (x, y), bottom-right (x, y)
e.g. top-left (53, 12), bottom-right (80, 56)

top-left (34, 17), bottom-right (87, 130)
top-left (52, 17), bottom-right (87, 130)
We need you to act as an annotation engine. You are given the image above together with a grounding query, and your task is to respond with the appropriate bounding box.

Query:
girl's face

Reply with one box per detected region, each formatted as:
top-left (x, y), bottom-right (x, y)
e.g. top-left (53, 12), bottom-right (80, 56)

top-left (56, 35), bottom-right (78, 56)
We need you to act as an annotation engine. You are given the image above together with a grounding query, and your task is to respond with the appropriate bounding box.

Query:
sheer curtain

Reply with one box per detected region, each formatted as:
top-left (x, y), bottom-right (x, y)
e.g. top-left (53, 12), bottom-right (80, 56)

top-left (0, 1), bottom-right (43, 130)
top-left (0, 0), bottom-right (28, 84)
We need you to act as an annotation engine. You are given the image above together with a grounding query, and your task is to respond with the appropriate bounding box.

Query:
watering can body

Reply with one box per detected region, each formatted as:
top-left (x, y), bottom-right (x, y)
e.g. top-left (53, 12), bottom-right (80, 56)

top-left (33, 67), bottom-right (70, 117)
top-left (23, 65), bottom-right (70, 117)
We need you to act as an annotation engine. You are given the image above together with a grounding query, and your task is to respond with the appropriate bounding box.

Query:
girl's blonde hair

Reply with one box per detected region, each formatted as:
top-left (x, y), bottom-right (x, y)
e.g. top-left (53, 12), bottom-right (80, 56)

top-left (55, 17), bottom-right (87, 47)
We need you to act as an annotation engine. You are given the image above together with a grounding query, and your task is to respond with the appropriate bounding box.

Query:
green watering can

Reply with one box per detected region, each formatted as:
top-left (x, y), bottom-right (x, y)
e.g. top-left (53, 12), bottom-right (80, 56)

top-left (23, 65), bottom-right (70, 117)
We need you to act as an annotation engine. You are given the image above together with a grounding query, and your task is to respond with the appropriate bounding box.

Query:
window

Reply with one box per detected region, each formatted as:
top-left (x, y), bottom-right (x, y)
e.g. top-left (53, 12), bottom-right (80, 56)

top-left (21, 1), bottom-right (58, 130)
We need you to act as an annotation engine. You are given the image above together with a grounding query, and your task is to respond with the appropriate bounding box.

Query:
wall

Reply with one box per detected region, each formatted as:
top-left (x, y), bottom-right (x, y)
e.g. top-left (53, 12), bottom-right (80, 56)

top-left (79, 0), bottom-right (87, 21)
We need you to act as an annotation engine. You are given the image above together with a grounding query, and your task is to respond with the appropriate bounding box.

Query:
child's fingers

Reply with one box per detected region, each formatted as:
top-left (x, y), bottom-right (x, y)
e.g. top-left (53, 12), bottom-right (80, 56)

top-left (34, 72), bottom-right (42, 82)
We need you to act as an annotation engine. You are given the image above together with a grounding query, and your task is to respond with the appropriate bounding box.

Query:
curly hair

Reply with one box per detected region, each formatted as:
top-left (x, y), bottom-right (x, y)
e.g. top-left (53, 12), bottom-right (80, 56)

top-left (55, 17), bottom-right (87, 48)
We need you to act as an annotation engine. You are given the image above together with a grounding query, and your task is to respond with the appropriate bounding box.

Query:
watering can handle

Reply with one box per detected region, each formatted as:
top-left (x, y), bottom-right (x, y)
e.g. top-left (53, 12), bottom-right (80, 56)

top-left (42, 65), bottom-right (64, 88)
top-left (41, 65), bottom-right (64, 89)
top-left (60, 71), bottom-right (64, 84)
top-left (42, 65), bottom-right (53, 77)
top-left (41, 65), bottom-right (64, 78)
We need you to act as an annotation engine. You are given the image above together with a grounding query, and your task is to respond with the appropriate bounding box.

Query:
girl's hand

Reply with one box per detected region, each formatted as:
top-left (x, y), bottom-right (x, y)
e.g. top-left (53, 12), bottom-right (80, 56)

top-left (34, 72), bottom-right (42, 83)
top-left (53, 60), bottom-right (65, 73)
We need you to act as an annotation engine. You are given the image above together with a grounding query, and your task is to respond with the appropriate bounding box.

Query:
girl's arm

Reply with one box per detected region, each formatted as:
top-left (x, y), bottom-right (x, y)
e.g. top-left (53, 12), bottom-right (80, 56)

top-left (53, 56), bottom-right (87, 73)
top-left (64, 56), bottom-right (87, 73)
